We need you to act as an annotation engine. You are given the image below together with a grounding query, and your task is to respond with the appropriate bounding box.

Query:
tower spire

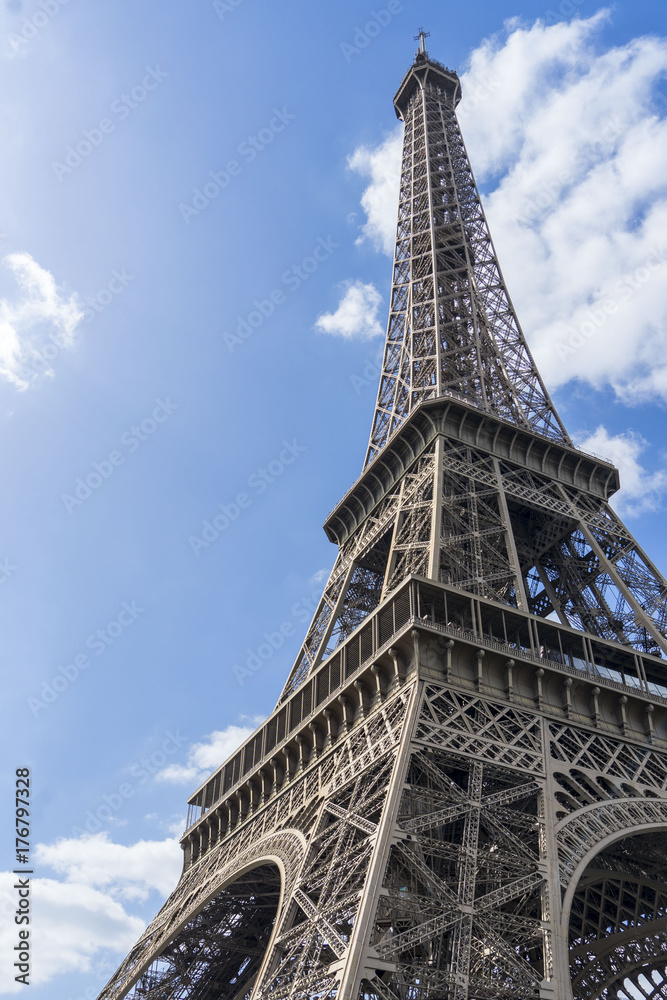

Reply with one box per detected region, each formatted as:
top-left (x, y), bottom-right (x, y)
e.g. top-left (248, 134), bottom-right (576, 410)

top-left (414, 27), bottom-right (430, 55)
top-left (366, 47), bottom-right (570, 468)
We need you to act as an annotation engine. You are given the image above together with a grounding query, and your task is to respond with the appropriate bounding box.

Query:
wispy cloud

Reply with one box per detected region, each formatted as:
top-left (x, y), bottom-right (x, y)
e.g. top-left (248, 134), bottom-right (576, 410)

top-left (156, 721), bottom-right (264, 785)
top-left (315, 280), bottom-right (383, 340)
top-left (0, 252), bottom-right (83, 388)
top-left (574, 426), bottom-right (667, 516)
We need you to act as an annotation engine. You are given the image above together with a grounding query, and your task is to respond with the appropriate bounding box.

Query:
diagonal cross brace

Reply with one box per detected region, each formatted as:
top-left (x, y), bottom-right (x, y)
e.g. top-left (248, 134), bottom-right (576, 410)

top-left (325, 800), bottom-right (378, 836)
top-left (293, 888), bottom-right (349, 960)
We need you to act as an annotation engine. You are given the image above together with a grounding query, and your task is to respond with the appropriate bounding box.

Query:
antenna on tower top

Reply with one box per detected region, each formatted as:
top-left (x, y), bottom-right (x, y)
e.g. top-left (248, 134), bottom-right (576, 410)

top-left (414, 28), bottom-right (430, 55)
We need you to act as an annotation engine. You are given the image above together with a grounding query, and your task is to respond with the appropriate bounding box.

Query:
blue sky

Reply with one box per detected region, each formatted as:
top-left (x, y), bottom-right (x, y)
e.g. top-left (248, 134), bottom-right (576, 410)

top-left (0, 1), bottom-right (666, 997)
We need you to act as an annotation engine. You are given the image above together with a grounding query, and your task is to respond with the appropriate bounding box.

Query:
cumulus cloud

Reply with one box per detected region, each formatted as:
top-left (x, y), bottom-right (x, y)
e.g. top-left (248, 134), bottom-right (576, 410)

top-left (348, 130), bottom-right (403, 254)
top-left (35, 833), bottom-right (181, 902)
top-left (347, 12), bottom-right (667, 406)
top-left (0, 872), bottom-right (143, 993)
top-left (0, 833), bottom-right (181, 993)
top-left (315, 281), bottom-right (383, 340)
top-left (462, 13), bottom-right (667, 402)
top-left (574, 426), bottom-right (667, 516)
top-left (156, 722), bottom-right (262, 785)
top-left (0, 252), bottom-right (83, 388)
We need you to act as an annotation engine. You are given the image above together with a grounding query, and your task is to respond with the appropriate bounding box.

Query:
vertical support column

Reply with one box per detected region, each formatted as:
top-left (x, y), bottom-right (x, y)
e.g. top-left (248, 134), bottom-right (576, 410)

top-left (322, 708), bottom-right (336, 748)
top-left (450, 760), bottom-right (483, 1000)
top-left (428, 434), bottom-right (445, 580)
top-left (388, 647), bottom-right (405, 690)
top-left (338, 695), bottom-right (351, 736)
top-left (382, 475), bottom-right (409, 598)
top-left (337, 680), bottom-right (422, 1000)
top-left (493, 457), bottom-right (530, 611)
top-left (541, 717), bottom-right (572, 1000)
top-left (423, 85), bottom-right (444, 401)
top-left (370, 664), bottom-right (384, 706)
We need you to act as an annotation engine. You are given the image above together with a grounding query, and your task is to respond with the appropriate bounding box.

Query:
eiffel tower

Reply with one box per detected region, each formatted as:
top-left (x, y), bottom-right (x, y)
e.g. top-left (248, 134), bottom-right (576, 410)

top-left (97, 33), bottom-right (667, 1000)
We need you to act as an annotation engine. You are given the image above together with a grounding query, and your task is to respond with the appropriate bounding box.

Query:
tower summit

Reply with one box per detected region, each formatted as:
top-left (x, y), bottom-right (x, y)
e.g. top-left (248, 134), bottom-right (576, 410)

top-left (414, 28), bottom-right (430, 55)
top-left (98, 37), bottom-right (667, 1000)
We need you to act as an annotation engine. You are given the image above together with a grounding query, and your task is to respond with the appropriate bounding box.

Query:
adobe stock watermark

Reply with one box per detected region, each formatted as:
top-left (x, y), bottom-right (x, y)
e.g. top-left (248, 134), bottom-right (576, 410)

top-left (27, 601), bottom-right (145, 716)
top-left (66, 982), bottom-right (113, 1000)
top-left (212, 0), bottom-right (245, 19)
top-left (80, 268), bottom-right (135, 323)
top-left (556, 247), bottom-right (667, 359)
top-left (543, 0), bottom-right (587, 26)
top-left (189, 439), bottom-right (306, 555)
top-left (51, 65), bottom-right (168, 181)
top-left (340, 2), bottom-right (404, 63)
top-left (234, 585), bottom-right (325, 684)
top-left (179, 107), bottom-right (296, 224)
top-left (61, 397), bottom-right (179, 514)
top-left (6, 0), bottom-right (72, 58)
top-left (349, 346), bottom-right (384, 395)
top-left (70, 730), bottom-right (188, 837)
top-left (457, 77), bottom-right (500, 124)
top-left (0, 558), bottom-right (17, 584)
top-left (223, 235), bottom-right (339, 352)
top-left (31, 268), bottom-right (134, 375)
top-left (517, 117), bottom-right (624, 228)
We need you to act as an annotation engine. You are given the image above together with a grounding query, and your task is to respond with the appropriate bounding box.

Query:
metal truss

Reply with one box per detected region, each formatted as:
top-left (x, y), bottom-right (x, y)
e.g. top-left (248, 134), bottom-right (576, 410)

top-left (275, 53), bottom-right (667, 704)
top-left (98, 44), bottom-right (667, 1000)
top-left (276, 53), bottom-right (667, 708)
top-left (97, 601), bottom-right (667, 1000)
top-left (364, 51), bottom-right (568, 468)
top-left (569, 833), bottom-right (667, 999)
top-left (281, 416), bottom-right (667, 702)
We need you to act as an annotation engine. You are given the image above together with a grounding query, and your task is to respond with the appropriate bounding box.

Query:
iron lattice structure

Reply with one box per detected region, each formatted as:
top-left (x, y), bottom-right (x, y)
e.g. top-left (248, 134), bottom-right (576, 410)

top-left (97, 44), bottom-right (667, 1000)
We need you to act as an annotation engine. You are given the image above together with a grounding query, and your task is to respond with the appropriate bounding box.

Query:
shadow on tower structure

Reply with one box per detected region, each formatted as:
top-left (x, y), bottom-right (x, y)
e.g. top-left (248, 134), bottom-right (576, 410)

top-left (96, 37), bottom-right (667, 1000)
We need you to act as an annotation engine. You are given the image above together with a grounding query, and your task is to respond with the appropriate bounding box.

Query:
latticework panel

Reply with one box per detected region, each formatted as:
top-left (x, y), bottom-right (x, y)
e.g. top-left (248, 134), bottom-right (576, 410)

top-left (96, 690), bottom-right (411, 1000)
top-left (430, 436), bottom-right (667, 656)
top-left (258, 752), bottom-right (398, 999)
top-left (364, 691), bottom-right (549, 1000)
top-left (125, 863), bottom-right (282, 1000)
top-left (569, 832), bottom-right (667, 1000)
top-left (541, 717), bottom-right (667, 999)
top-left (280, 487), bottom-right (402, 699)
top-left (365, 60), bottom-right (567, 466)
top-left (383, 447), bottom-right (436, 593)
top-left (436, 464), bottom-right (519, 606)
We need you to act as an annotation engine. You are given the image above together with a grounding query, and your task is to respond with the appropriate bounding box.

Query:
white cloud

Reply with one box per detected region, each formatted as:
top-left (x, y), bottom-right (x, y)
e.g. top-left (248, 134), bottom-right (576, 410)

top-left (461, 13), bottom-right (667, 403)
top-left (315, 281), bottom-right (383, 340)
top-left (156, 722), bottom-right (262, 785)
top-left (0, 871), bottom-right (144, 993)
top-left (35, 833), bottom-right (182, 902)
top-left (574, 426), bottom-right (667, 516)
top-left (347, 12), bottom-right (667, 406)
top-left (0, 252), bottom-right (83, 388)
top-left (0, 832), bottom-right (181, 993)
top-left (348, 130), bottom-right (402, 255)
